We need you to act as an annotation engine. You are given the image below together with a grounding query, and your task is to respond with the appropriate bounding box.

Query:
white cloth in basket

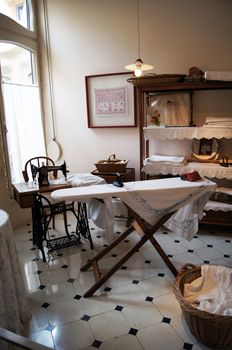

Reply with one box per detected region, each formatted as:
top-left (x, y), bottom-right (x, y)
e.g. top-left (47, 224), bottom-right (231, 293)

top-left (184, 264), bottom-right (232, 316)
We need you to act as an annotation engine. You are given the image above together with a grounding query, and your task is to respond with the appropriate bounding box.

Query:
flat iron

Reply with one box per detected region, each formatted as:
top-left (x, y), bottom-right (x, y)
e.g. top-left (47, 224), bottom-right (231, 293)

top-left (113, 172), bottom-right (124, 187)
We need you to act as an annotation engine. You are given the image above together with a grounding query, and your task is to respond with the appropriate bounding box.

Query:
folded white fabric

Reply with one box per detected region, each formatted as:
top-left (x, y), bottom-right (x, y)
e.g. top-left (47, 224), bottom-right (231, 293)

top-left (204, 71), bottom-right (232, 81)
top-left (205, 116), bottom-right (232, 124)
top-left (68, 173), bottom-right (106, 187)
top-left (203, 116), bottom-right (232, 128)
top-left (184, 264), bottom-right (232, 316)
top-left (144, 154), bottom-right (186, 165)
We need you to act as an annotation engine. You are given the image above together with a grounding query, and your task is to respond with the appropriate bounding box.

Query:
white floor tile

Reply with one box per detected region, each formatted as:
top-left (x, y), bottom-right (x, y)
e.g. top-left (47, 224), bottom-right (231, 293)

top-left (137, 322), bottom-right (183, 350)
top-left (88, 309), bottom-right (129, 342)
top-left (46, 298), bottom-right (84, 326)
top-left (53, 319), bottom-right (94, 350)
top-left (29, 330), bottom-right (54, 349)
top-left (138, 275), bottom-right (173, 297)
top-left (79, 295), bottom-right (116, 316)
top-left (152, 293), bottom-right (182, 318)
top-left (194, 246), bottom-right (224, 261)
top-left (122, 301), bottom-right (163, 329)
top-left (100, 333), bottom-right (143, 350)
top-left (43, 281), bottom-right (76, 303)
top-left (39, 268), bottom-right (69, 286)
top-left (107, 283), bottom-right (147, 307)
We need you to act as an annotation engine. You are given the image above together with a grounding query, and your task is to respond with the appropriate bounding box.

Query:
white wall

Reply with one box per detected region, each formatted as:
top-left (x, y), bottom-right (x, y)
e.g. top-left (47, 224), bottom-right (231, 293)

top-left (1, 0), bottom-right (232, 227)
top-left (37, 0), bottom-right (232, 175)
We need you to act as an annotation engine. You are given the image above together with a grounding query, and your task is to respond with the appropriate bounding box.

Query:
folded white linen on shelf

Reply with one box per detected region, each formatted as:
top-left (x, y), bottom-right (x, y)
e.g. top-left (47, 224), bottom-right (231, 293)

top-left (184, 264), bottom-right (232, 316)
top-left (203, 116), bottom-right (232, 128)
top-left (144, 154), bottom-right (186, 165)
top-left (204, 71), bottom-right (232, 81)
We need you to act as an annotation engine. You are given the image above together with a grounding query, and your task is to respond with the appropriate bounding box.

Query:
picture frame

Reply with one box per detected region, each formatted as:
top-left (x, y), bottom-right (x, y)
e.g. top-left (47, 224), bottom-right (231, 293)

top-left (85, 72), bottom-right (136, 128)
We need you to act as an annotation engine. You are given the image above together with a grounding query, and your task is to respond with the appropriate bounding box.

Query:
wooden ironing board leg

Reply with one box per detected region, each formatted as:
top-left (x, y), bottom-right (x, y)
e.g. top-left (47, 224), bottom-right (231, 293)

top-left (81, 210), bottom-right (177, 298)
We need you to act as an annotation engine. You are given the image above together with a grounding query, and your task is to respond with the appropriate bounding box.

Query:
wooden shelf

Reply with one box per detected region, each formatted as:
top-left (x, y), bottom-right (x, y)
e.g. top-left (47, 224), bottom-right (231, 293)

top-left (129, 77), bottom-right (232, 227)
top-left (128, 78), bottom-right (232, 92)
top-left (143, 126), bottom-right (232, 140)
top-left (143, 162), bottom-right (232, 179)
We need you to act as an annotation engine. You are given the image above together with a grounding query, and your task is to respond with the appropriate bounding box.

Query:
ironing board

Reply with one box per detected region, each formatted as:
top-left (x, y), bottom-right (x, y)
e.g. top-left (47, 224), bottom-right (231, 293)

top-left (51, 177), bottom-right (216, 297)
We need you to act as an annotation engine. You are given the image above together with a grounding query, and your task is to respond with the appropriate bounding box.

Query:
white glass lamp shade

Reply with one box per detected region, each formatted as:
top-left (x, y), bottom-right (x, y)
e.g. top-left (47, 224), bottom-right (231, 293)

top-left (125, 58), bottom-right (153, 77)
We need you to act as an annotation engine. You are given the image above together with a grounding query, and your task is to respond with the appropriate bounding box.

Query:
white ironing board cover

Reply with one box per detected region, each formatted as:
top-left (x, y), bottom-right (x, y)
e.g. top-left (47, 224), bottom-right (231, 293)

top-left (51, 177), bottom-right (216, 241)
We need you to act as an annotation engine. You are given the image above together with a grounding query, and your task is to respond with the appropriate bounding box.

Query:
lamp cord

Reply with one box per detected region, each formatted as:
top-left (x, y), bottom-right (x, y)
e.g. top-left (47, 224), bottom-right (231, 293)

top-left (43, 0), bottom-right (56, 141)
top-left (137, 0), bottom-right (140, 59)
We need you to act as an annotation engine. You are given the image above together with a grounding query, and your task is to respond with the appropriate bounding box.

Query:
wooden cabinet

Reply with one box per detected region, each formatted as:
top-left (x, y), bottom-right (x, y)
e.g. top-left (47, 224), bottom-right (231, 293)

top-left (128, 77), bottom-right (232, 226)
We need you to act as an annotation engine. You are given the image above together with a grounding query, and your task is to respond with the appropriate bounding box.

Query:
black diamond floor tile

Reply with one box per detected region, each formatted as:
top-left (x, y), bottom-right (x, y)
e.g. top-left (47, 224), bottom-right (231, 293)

top-left (41, 302), bottom-right (50, 309)
top-left (183, 342), bottom-right (193, 349)
top-left (115, 305), bottom-right (123, 311)
top-left (92, 339), bottom-right (102, 348)
top-left (128, 328), bottom-right (138, 335)
top-left (81, 314), bottom-right (91, 321)
top-left (162, 316), bottom-right (171, 324)
top-left (146, 296), bottom-right (153, 302)
top-left (74, 294), bottom-right (82, 300)
top-left (39, 285), bottom-right (46, 290)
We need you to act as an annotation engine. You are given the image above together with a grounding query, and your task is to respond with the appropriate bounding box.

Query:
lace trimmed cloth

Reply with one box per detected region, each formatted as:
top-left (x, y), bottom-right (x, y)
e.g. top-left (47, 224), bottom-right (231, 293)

top-left (51, 177), bottom-right (216, 242)
top-left (0, 210), bottom-right (31, 334)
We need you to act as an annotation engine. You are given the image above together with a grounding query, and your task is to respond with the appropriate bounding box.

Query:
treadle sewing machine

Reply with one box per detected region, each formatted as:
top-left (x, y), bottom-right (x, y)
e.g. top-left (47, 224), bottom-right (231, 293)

top-left (31, 161), bottom-right (69, 186)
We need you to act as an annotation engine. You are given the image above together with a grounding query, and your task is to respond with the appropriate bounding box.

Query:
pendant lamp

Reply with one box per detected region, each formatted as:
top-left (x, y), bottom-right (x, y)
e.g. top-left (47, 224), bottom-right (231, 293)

top-left (125, 0), bottom-right (153, 77)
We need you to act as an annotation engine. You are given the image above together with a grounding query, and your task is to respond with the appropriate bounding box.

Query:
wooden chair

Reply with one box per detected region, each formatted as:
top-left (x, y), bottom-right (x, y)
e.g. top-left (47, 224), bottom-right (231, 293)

top-left (22, 156), bottom-right (57, 183)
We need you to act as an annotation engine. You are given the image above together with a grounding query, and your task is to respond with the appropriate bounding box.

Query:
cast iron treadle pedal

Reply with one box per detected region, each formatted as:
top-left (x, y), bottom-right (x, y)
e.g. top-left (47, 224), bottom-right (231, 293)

top-left (47, 234), bottom-right (81, 252)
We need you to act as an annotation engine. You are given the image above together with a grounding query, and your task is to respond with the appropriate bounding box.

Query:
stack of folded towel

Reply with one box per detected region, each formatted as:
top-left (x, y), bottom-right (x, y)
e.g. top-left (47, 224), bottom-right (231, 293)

top-left (144, 154), bottom-right (186, 165)
top-left (204, 71), bottom-right (232, 81)
top-left (184, 264), bottom-right (232, 316)
top-left (203, 116), bottom-right (232, 128)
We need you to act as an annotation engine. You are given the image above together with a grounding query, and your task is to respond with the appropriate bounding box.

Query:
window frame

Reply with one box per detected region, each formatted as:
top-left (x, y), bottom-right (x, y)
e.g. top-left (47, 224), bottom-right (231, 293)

top-left (0, 0), bottom-right (46, 194)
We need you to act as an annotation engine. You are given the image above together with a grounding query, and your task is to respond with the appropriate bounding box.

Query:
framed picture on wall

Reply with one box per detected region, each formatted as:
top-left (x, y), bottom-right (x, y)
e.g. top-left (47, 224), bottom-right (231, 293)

top-left (85, 72), bottom-right (136, 128)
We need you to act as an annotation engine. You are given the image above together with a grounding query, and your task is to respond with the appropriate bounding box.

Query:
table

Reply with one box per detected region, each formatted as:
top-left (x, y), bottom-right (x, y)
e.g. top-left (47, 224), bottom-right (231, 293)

top-left (12, 174), bottom-right (106, 260)
top-left (0, 210), bottom-right (31, 334)
top-left (51, 177), bottom-right (216, 297)
top-left (12, 180), bottom-right (73, 209)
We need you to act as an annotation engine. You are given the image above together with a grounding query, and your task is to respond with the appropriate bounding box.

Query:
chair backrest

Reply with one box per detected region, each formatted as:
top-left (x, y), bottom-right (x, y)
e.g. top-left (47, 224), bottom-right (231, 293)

top-left (22, 156), bottom-right (57, 182)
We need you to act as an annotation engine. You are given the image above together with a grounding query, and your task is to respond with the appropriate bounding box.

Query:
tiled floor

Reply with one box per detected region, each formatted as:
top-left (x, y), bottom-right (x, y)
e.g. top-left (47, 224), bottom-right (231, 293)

top-left (14, 213), bottom-right (232, 350)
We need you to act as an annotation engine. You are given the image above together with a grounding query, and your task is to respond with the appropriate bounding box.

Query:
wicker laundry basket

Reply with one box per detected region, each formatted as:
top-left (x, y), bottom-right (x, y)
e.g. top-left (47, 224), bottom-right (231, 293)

top-left (173, 263), bottom-right (232, 348)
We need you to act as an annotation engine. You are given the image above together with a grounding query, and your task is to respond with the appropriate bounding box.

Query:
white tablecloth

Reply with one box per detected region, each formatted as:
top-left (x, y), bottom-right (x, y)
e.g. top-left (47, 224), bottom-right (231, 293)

top-left (0, 210), bottom-right (31, 335)
top-left (51, 177), bottom-right (216, 241)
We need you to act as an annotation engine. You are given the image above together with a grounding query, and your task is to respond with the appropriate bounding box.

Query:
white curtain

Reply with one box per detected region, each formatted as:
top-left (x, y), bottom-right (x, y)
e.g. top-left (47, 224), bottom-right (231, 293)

top-left (2, 82), bottom-right (46, 183)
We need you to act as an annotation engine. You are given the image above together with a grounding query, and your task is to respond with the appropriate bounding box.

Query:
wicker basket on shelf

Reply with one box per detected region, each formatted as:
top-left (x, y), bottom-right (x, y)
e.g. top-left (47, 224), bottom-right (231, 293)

top-left (173, 263), bottom-right (232, 348)
top-left (94, 154), bottom-right (128, 173)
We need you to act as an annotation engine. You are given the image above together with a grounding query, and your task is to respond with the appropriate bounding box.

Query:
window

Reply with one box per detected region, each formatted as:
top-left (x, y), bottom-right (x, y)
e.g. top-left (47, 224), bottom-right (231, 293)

top-left (0, 0), bottom-right (46, 185)
top-left (0, 0), bottom-right (33, 30)
top-left (0, 43), bottom-right (46, 183)
top-left (16, 3), bottom-right (24, 21)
